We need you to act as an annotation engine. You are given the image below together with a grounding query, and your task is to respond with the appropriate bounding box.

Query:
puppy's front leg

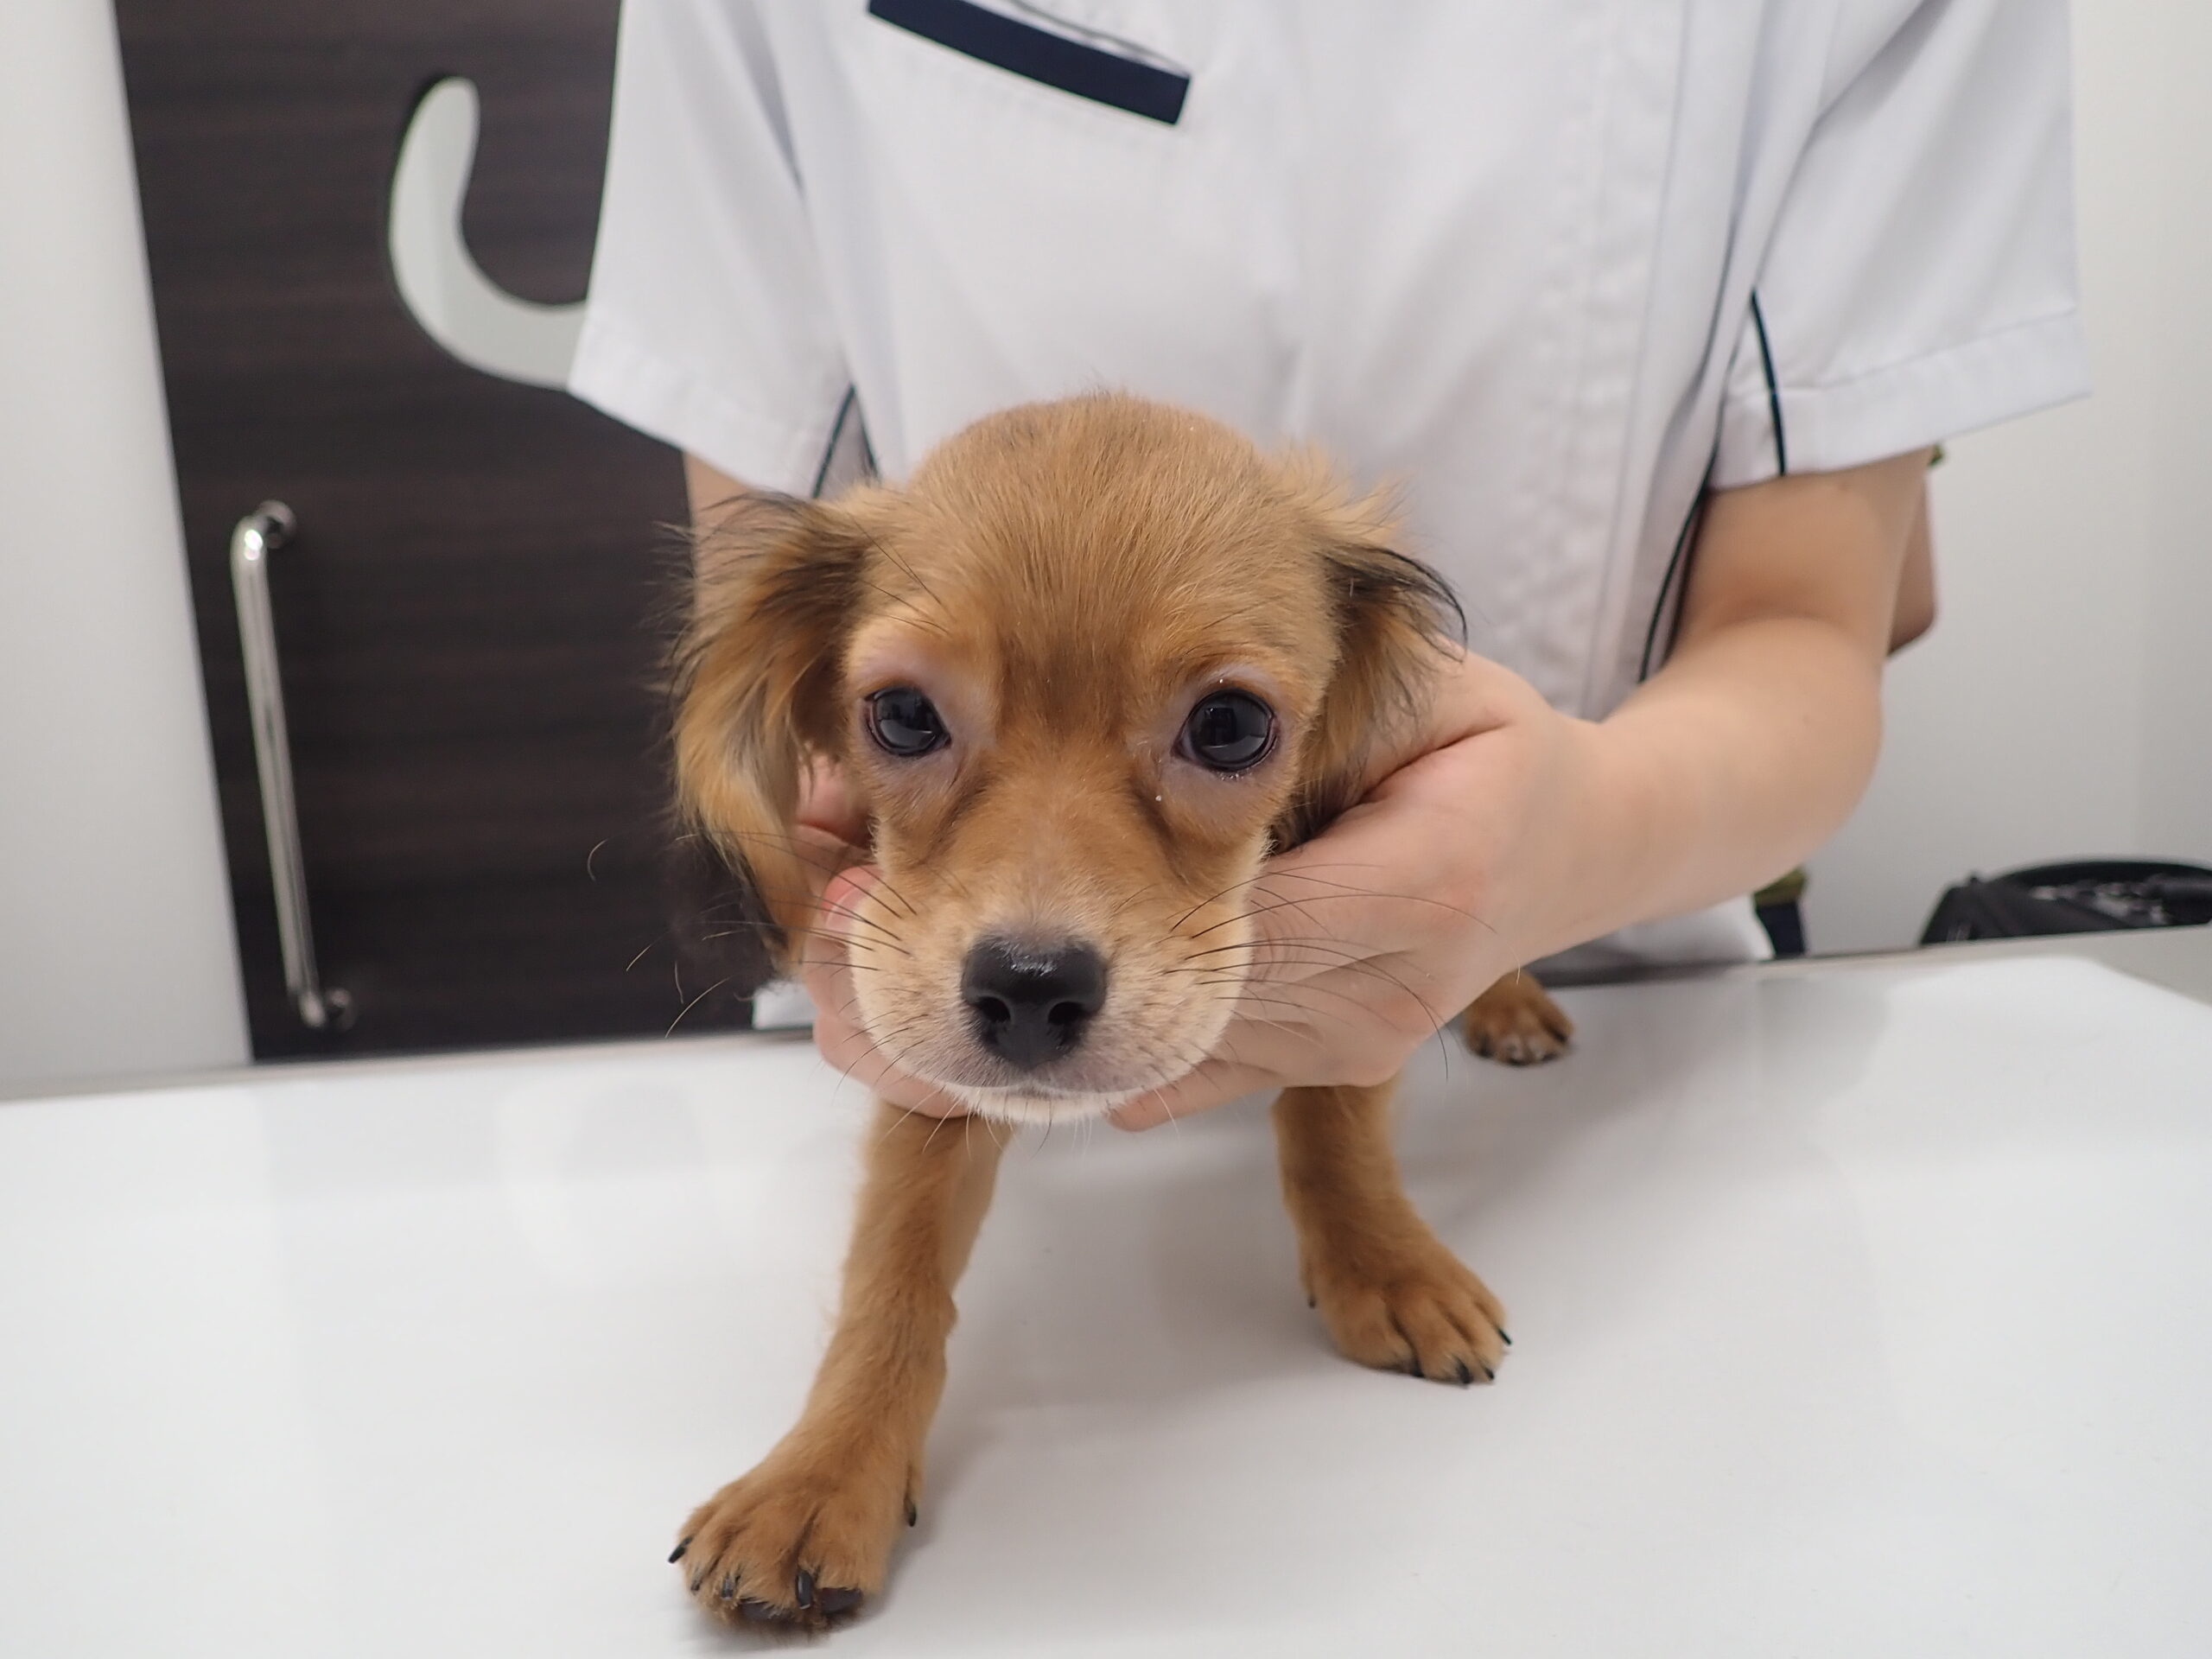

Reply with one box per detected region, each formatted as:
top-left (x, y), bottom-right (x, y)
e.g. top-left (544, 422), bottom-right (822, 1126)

top-left (1274, 1080), bottom-right (1509, 1384)
top-left (677, 1102), bottom-right (1003, 1629)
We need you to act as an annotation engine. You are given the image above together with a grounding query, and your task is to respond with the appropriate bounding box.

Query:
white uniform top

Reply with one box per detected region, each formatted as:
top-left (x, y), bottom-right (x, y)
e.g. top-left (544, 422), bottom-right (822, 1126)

top-left (572, 0), bottom-right (2088, 969)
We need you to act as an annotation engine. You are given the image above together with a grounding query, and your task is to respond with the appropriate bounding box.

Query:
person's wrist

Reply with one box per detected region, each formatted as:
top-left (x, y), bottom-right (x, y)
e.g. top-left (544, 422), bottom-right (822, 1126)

top-left (1524, 709), bottom-right (1675, 960)
top-left (1412, 654), bottom-right (1649, 969)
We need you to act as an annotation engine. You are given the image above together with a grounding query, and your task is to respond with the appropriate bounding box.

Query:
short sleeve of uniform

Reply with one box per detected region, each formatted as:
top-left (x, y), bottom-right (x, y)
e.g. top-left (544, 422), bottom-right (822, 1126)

top-left (1712, 0), bottom-right (2089, 487)
top-left (569, 0), bottom-right (849, 494)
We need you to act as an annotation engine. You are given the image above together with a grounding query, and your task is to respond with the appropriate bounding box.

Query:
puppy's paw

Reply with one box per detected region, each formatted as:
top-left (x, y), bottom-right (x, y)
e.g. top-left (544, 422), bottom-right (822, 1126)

top-left (1304, 1226), bottom-right (1509, 1386)
top-left (671, 1437), bottom-right (914, 1630)
top-left (1461, 974), bottom-right (1573, 1065)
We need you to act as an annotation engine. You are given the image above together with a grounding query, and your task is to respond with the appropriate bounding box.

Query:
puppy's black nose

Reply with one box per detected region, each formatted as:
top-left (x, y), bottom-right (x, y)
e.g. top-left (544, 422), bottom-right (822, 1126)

top-left (961, 938), bottom-right (1107, 1071)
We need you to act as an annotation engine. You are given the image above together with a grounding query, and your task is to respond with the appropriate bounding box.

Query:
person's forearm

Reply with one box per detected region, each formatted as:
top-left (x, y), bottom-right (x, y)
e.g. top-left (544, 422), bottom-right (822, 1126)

top-left (1567, 614), bottom-right (1882, 944)
top-left (1532, 451), bottom-right (1928, 953)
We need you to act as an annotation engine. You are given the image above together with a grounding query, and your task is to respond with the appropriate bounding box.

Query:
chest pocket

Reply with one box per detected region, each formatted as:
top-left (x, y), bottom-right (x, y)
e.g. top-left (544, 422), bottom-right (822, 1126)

top-left (867, 0), bottom-right (1189, 124)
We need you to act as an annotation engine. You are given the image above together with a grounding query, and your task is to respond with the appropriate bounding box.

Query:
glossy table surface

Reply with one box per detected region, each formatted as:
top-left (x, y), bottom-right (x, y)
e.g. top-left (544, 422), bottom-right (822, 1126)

top-left (3, 953), bottom-right (2209, 1656)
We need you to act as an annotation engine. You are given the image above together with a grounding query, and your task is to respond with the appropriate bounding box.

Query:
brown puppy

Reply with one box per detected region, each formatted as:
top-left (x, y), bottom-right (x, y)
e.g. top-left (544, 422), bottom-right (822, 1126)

top-left (668, 394), bottom-right (1570, 1628)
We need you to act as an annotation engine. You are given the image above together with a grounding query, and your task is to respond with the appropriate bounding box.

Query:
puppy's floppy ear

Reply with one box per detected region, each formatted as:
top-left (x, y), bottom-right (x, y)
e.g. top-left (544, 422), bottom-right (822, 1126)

top-left (1278, 466), bottom-right (1465, 846)
top-left (671, 489), bottom-right (877, 969)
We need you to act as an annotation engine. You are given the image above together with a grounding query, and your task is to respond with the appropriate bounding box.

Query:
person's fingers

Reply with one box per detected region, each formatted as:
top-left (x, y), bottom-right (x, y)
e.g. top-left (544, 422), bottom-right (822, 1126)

top-left (1237, 702), bottom-right (1524, 982)
top-left (741, 823), bottom-right (869, 954)
top-left (1227, 819), bottom-right (1471, 990)
top-left (798, 862), bottom-right (969, 1118)
top-left (808, 995), bottom-right (969, 1115)
top-left (1106, 1052), bottom-right (1285, 1131)
top-left (1109, 959), bottom-right (1457, 1131)
top-left (810, 860), bottom-right (880, 941)
top-left (795, 755), bottom-right (869, 844)
top-left (798, 951), bottom-right (964, 1115)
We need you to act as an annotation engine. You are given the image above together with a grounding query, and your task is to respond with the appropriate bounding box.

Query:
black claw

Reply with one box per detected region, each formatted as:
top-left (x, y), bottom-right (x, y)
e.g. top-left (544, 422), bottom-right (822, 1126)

top-left (1478, 1363), bottom-right (1496, 1382)
top-left (719, 1573), bottom-right (739, 1601)
top-left (906, 1497), bottom-right (918, 1528)
top-left (738, 1597), bottom-right (779, 1624)
top-left (818, 1586), bottom-right (865, 1617)
top-left (1453, 1358), bottom-right (1473, 1387)
top-left (668, 1536), bottom-right (691, 1565)
top-left (1498, 1329), bottom-right (1513, 1346)
top-left (689, 1573), bottom-right (705, 1595)
top-left (794, 1567), bottom-right (816, 1609)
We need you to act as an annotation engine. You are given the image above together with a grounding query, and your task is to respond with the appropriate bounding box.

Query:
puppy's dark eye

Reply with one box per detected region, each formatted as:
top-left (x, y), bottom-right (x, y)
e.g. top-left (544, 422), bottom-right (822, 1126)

top-left (1180, 690), bottom-right (1275, 772)
top-left (866, 686), bottom-right (949, 757)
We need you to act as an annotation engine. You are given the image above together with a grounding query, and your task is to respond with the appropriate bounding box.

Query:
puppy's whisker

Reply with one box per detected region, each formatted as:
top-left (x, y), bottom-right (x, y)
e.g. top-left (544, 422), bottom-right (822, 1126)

top-left (1174, 935), bottom-right (1367, 961)
top-left (1214, 999), bottom-right (1312, 1046)
top-left (665, 976), bottom-right (734, 1037)
top-left (840, 1027), bottom-right (927, 1108)
top-left (698, 930), bottom-right (880, 966)
top-left (866, 1013), bottom-right (952, 1093)
top-left (1220, 977), bottom-right (1374, 1018)
top-left (1278, 950), bottom-right (1451, 1024)
top-left (1186, 890), bottom-right (1358, 939)
top-left (1252, 870), bottom-right (1499, 932)
top-left (1179, 933), bottom-right (1445, 977)
top-left (865, 879), bottom-right (921, 920)
top-left (854, 1008), bottom-right (932, 1054)
top-left (1167, 862), bottom-right (1353, 942)
top-left (1162, 858), bottom-right (1417, 935)
top-left (692, 898), bottom-right (889, 931)
top-left (1185, 941), bottom-right (1451, 1032)
top-left (741, 889), bottom-right (914, 954)
top-left (706, 828), bottom-right (864, 880)
top-left (1167, 874), bottom-right (1272, 932)
top-left (1172, 938), bottom-right (1380, 970)
top-left (692, 918), bottom-right (881, 957)
top-left (744, 884), bottom-right (911, 945)
top-left (1211, 982), bottom-right (1362, 1035)
top-left (1128, 1080), bottom-right (1185, 1139)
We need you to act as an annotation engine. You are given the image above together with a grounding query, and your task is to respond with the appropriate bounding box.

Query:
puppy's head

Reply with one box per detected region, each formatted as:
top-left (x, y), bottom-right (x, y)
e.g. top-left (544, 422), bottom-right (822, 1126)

top-left (674, 395), bottom-right (1459, 1122)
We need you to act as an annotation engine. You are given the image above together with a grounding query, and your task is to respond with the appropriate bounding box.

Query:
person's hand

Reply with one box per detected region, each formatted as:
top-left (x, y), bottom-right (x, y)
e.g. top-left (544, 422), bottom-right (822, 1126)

top-left (1100, 648), bottom-right (1618, 1128)
top-left (784, 757), bottom-right (975, 1117)
top-left (790, 650), bottom-right (1630, 1128)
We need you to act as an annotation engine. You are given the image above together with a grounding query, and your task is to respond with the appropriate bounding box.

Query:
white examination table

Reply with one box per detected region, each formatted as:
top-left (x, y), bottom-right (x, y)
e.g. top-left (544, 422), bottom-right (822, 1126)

top-left (4, 938), bottom-right (2209, 1656)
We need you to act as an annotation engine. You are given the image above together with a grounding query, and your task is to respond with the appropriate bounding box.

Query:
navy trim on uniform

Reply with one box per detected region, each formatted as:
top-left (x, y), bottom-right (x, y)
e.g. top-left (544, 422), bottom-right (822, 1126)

top-left (811, 386), bottom-right (857, 499)
top-left (1639, 460), bottom-right (1715, 682)
top-left (1750, 291), bottom-right (1787, 476)
top-left (868, 0), bottom-right (1189, 125)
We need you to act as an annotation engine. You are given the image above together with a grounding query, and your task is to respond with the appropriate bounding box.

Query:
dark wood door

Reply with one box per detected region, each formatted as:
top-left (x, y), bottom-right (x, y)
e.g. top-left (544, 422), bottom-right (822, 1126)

top-left (116, 2), bottom-right (759, 1058)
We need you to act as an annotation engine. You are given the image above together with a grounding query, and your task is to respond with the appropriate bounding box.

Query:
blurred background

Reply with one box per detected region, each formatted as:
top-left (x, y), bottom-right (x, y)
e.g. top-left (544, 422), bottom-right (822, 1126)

top-left (3, 0), bottom-right (2206, 1092)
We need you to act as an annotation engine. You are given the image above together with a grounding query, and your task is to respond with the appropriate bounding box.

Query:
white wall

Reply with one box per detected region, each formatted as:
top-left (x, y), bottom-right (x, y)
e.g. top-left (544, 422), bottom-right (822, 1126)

top-left (0, 0), bottom-right (251, 1088)
top-left (1802, 0), bottom-right (2212, 954)
top-left (2127, 5), bottom-right (2212, 869)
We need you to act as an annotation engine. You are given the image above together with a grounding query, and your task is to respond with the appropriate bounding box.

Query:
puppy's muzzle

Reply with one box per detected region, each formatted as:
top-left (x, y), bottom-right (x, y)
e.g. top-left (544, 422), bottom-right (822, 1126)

top-left (959, 938), bottom-right (1108, 1071)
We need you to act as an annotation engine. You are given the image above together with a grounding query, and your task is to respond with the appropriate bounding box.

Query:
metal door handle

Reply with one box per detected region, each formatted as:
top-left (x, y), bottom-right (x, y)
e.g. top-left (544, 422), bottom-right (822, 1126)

top-left (229, 502), bottom-right (353, 1031)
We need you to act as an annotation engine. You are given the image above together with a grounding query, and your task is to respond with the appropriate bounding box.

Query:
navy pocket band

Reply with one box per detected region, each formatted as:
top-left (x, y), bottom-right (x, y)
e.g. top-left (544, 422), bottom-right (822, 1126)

top-left (868, 0), bottom-right (1189, 125)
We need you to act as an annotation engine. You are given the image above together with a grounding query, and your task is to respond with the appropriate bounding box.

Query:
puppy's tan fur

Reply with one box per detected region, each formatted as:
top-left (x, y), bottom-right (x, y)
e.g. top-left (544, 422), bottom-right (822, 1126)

top-left (669, 395), bottom-right (1568, 1628)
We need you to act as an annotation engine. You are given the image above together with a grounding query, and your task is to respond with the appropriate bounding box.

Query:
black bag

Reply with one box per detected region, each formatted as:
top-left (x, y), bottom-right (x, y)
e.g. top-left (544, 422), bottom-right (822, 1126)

top-left (1921, 859), bottom-right (2212, 944)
